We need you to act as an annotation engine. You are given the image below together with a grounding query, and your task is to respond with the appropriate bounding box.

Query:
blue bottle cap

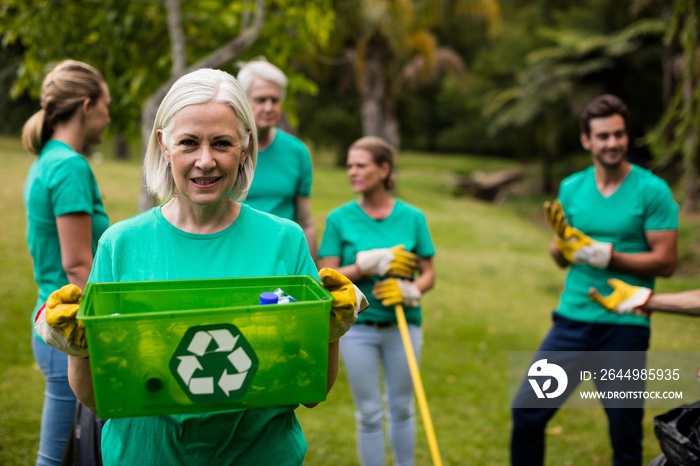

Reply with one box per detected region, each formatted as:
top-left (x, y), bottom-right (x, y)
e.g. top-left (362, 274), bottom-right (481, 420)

top-left (259, 291), bottom-right (279, 305)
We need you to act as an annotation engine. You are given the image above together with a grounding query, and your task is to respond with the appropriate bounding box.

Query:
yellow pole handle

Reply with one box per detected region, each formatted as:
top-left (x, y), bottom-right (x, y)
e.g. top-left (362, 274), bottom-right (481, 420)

top-left (395, 304), bottom-right (444, 466)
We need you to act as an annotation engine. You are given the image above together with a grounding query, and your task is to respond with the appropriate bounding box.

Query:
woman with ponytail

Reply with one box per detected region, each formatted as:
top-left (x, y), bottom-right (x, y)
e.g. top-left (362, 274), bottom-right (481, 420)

top-left (22, 60), bottom-right (111, 466)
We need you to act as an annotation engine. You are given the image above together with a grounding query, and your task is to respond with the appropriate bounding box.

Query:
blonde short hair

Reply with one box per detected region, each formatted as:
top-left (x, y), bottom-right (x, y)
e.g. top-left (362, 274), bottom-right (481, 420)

top-left (143, 68), bottom-right (258, 202)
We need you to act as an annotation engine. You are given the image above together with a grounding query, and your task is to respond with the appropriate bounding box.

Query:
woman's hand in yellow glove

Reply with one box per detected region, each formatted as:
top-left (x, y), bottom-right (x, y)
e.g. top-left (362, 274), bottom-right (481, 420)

top-left (319, 268), bottom-right (369, 342)
top-left (35, 284), bottom-right (88, 358)
top-left (372, 278), bottom-right (421, 308)
top-left (355, 245), bottom-right (418, 279)
top-left (588, 278), bottom-right (651, 316)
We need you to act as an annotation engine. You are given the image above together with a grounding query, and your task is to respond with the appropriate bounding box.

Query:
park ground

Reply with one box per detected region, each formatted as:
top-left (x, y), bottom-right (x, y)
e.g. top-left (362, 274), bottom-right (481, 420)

top-left (1, 135), bottom-right (699, 465)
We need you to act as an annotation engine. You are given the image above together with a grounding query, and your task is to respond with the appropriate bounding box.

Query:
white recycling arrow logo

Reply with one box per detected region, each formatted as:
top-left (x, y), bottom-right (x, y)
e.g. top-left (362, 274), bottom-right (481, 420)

top-left (219, 347), bottom-right (253, 395)
top-left (173, 326), bottom-right (256, 398)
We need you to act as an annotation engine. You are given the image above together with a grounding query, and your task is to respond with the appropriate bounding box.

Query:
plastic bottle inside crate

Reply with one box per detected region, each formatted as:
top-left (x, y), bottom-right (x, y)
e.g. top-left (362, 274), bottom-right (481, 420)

top-left (259, 292), bottom-right (279, 305)
top-left (259, 289), bottom-right (297, 305)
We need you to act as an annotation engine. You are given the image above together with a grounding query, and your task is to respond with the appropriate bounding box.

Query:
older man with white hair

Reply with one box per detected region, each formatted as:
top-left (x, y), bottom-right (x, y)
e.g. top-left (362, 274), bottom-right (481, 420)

top-left (238, 59), bottom-right (317, 259)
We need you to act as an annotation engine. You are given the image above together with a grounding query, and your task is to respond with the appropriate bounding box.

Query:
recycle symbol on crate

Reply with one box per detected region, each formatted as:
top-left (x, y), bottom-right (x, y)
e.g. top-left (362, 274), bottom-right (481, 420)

top-left (169, 324), bottom-right (259, 402)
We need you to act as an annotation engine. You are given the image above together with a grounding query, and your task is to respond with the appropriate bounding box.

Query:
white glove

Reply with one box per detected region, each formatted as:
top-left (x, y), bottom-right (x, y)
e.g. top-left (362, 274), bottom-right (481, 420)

top-left (588, 278), bottom-right (652, 316)
top-left (557, 234), bottom-right (613, 269)
top-left (372, 278), bottom-right (422, 308)
top-left (319, 268), bottom-right (369, 342)
top-left (35, 284), bottom-right (88, 358)
top-left (356, 245), bottom-right (418, 278)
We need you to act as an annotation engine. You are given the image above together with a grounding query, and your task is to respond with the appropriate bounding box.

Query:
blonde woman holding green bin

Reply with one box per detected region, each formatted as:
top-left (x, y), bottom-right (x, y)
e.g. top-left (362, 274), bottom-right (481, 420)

top-left (36, 68), bottom-right (367, 465)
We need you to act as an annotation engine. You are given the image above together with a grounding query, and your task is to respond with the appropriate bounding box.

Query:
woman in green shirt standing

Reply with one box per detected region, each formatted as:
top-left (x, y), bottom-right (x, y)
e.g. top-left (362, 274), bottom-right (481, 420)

top-left (22, 60), bottom-right (111, 466)
top-left (319, 136), bottom-right (436, 466)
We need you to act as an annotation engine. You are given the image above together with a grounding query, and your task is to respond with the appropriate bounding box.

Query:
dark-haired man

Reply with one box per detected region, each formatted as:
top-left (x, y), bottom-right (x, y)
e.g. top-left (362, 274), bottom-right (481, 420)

top-left (510, 94), bottom-right (679, 466)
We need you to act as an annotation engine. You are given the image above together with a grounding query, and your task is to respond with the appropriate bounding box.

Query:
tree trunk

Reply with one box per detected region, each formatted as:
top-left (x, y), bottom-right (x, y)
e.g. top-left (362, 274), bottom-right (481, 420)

top-left (536, 120), bottom-right (556, 194)
top-left (359, 51), bottom-right (385, 139)
top-left (356, 33), bottom-right (392, 142)
top-left (541, 149), bottom-right (554, 194)
top-left (382, 89), bottom-right (400, 149)
top-left (114, 132), bottom-right (129, 160)
top-left (682, 126), bottom-right (699, 213)
top-left (138, 94), bottom-right (164, 212)
top-left (681, 68), bottom-right (699, 213)
top-left (683, 167), bottom-right (698, 213)
top-left (165, 0), bottom-right (186, 75)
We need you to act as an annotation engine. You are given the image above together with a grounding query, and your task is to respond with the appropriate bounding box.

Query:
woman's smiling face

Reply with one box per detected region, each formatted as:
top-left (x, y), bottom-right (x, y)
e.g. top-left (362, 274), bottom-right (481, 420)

top-left (159, 101), bottom-right (248, 208)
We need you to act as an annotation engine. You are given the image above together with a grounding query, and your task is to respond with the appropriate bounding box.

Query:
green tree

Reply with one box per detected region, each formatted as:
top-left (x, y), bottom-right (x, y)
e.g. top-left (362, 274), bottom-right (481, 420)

top-left (1, 0), bottom-right (333, 152)
top-left (484, 13), bottom-right (666, 192)
top-left (320, 0), bottom-right (500, 149)
top-left (1, 0), bottom-right (170, 146)
top-left (644, 0), bottom-right (700, 212)
top-left (0, 42), bottom-right (35, 134)
top-left (2, 0), bottom-right (334, 209)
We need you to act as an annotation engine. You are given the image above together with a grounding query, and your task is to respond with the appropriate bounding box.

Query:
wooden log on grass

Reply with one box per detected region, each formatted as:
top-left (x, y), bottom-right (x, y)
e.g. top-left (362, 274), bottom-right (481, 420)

top-left (455, 167), bottom-right (525, 202)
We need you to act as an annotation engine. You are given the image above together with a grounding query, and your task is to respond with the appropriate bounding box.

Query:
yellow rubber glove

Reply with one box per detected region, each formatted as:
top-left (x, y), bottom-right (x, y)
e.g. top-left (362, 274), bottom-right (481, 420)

top-left (588, 278), bottom-right (651, 316)
top-left (319, 268), bottom-right (369, 342)
top-left (372, 278), bottom-right (421, 308)
top-left (46, 303), bottom-right (82, 339)
top-left (35, 284), bottom-right (88, 357)
top-left (544, 200), bottom-right (572, 238)
top-left (544, 199), bottom-right (613, 269)
top-left (46, 284), bottom-right (82, 309)
top-left (355, 245), bottom-right (418, 279)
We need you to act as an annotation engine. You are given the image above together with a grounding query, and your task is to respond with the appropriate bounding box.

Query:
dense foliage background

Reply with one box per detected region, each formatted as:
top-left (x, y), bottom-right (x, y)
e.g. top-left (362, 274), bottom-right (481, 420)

top-left (1, 0), bottom-right (696, 200)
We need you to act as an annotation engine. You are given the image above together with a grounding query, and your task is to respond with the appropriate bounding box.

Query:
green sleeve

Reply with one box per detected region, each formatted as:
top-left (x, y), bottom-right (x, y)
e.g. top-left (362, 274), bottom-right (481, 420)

top-left (51, 156), bottom-right (95, 216)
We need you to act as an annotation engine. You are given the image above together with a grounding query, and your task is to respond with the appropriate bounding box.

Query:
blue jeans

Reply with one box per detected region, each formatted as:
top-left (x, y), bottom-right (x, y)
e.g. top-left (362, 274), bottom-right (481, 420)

top-left (510, 312), bottom-right (650, 466)
top-left (339, 323), bottom-right (423, 466)
top-left (32, 336), bottom-right (76, 466)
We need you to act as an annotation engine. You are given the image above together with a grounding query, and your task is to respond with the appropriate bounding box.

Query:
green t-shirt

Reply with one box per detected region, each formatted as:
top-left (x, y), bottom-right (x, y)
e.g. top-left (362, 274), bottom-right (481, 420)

top-left (318, 199), bottom-right (435, 326)
top-left (557, 165), bottom-right (678, 326)
top-left (89, 204), bottom-right (317, 465)
top-left (243, 129), bottom-right (312, 221)
top-left (24, 139), bottom-right (109, 327)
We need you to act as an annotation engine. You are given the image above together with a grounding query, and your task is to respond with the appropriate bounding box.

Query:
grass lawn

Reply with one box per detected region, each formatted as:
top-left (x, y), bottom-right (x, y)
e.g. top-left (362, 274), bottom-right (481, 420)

top-left (1, 134), bottom-right (699, 465)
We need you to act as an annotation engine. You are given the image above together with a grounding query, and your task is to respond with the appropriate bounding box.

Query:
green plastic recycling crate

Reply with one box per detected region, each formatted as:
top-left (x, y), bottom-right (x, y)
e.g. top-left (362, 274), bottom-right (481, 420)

top-left (78, 276), bottom-right (332, 419)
